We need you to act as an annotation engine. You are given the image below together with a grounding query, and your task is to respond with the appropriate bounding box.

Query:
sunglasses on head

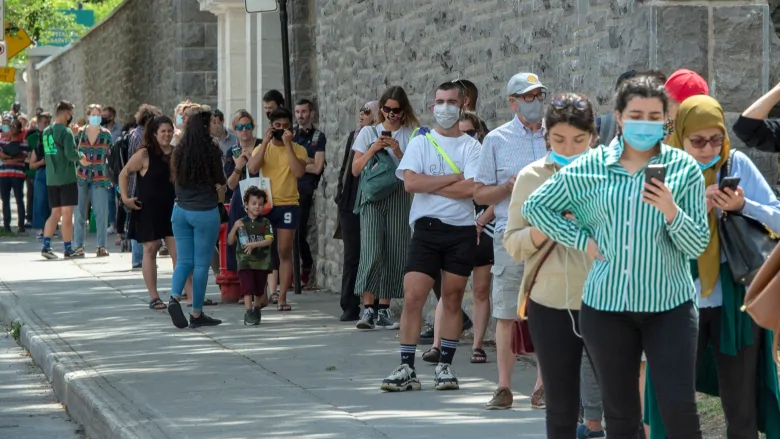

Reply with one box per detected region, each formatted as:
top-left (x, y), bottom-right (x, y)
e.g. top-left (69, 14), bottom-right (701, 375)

top-left (382, 106), bottom-right (403, 115)
top-left (551, 95), bottom-right (590, 111)
top-left (235, 123), bottom-right (254, 131)
top-left (688, 136), bottom-right (724, 149)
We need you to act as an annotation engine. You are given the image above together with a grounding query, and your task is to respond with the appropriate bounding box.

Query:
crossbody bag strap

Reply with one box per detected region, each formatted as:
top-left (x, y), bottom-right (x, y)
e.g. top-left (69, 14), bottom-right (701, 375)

top-left (524, 241), bottom-right (558, 296)
top-left (424, 132), bottom-right (460, 173)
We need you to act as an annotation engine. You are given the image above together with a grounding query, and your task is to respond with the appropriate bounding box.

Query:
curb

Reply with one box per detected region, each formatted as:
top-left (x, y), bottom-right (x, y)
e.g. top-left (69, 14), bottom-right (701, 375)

top-left (0, 286), bottom-right (175, 439)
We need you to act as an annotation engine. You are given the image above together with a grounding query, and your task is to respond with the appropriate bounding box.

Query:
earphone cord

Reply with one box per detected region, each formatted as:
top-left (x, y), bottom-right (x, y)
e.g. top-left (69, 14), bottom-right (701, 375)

top-left (565, 247), bottom-right (586, 339)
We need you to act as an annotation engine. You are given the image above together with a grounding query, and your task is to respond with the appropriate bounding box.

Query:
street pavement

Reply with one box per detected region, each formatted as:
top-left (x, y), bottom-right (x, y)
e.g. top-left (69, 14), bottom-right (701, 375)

top-left (0, 324), bottom-right (85, 439)
top-left (0, 232), bottom-right (546, 439)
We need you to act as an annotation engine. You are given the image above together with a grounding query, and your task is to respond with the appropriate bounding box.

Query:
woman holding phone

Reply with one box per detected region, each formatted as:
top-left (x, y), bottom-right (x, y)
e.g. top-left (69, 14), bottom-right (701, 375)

top-left (644, 95), bottom-right (780, 438)
top-left (522, 75), bottom-right (710, 438)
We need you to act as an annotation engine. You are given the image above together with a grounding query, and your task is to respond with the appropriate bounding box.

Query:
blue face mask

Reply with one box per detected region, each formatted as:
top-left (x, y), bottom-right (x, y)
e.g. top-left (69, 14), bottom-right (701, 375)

top-left (622, 120), bottom-right (665, 151)
top-left (88, 115), bottom-right (102, 126)
top-left (1, 125), bottom-right (8, 133)
top-left (176, 115), bottom-right (183, 126)
top-left (698, 156), bottom-right (720, 171)
top-left (549, 150), bottom-right (585, 167)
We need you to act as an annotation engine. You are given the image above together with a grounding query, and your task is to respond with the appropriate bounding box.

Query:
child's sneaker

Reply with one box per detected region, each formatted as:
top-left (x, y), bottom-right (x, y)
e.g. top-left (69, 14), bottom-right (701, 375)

top-left (65, 247), bottom-right (85, 259)
top-left (41, 248), bottom-right (58, 260)
top-left (244, 308), bottom-right (261, 325)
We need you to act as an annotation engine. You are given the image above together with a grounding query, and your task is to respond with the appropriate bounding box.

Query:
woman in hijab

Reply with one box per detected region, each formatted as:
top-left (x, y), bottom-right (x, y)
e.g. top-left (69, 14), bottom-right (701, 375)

top-left (334, 100), bottom-right (378, 321)
top-left (645, 95), bottom-right (780, 439)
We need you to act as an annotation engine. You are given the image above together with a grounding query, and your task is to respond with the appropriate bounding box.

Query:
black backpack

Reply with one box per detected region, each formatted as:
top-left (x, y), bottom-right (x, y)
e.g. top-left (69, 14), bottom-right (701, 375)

top-left (107, 131), bottom-right (131, 185)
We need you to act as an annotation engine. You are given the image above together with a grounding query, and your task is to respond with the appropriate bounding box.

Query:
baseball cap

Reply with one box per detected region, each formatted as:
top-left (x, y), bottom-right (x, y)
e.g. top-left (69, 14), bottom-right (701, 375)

top-left (507, 72), bottom-right (546, 96)
top-left (665, 69), bottom-right (709, 103)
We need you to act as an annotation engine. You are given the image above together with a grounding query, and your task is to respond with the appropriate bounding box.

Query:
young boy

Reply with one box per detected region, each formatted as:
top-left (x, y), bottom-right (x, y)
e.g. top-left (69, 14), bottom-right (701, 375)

top-left (227, 186), bottom-right (274, 325)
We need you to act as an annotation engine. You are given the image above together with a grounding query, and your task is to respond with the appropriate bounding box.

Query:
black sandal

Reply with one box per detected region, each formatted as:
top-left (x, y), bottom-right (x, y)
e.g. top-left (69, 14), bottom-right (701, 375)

top-left (271, 293), bottom-right (279, 304)
top-left (149, 298), bottom-right (167, 310)
top-left (422, 347), bottom-right (441, 363)
top-left (471, 348), bottom-right (488, 363)
top-left (187, 299), bottom-right (218, 307)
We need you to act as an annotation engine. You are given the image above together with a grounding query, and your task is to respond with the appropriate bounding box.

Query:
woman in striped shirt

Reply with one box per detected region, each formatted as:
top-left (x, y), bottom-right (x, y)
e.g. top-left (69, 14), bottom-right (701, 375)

top-left (73, 104), bottom-right (114, 258)
top-left (523, 76), bottom-right (710, 439)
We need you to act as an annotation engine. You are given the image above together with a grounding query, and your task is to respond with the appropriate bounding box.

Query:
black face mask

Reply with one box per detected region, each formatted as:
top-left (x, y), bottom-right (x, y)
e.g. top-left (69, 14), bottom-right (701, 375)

top-left (66, 115), bottom-right (73, 125)
top-left (101, 117), bottom-right (109, 126)
top-left (272, 129), bottom-right (285, 141)
top-left (265, 111), bottom-right (272, 120)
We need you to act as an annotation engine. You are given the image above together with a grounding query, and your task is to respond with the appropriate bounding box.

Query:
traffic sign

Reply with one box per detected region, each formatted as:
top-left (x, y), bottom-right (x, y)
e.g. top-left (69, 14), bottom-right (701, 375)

top-left (0, 42), bottom-right (6, 68)
top-left (245, 0), bottom-right (277, 13)
top-left (3, 28), bottom-right (31, 59)
top-left (0, 67), bottom-right (14, 83)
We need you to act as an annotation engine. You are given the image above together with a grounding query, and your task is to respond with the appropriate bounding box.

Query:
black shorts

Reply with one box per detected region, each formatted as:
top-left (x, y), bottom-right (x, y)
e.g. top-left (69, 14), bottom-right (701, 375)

top-left (475, 232), bottom-right (494, 267)
top-left (404, 217), bottom-right (477, 279)
top-left (47, 183), bottom-right (78, 208)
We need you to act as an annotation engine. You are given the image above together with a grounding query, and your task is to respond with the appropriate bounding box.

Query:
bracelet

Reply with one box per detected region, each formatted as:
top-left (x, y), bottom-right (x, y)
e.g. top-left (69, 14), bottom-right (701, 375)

top-left (233, 168), bottom-right (242, 175)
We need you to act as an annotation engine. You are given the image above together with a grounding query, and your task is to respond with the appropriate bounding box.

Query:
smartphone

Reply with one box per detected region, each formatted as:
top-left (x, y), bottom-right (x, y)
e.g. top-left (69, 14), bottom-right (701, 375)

top-left (381, 130), bottom-right (392, 137)
top-left (720, 176), bottom-right (741, 191)
top-left (232, 148), bottom-right (242, 159)
top-left (645, 164), bottom-right (666, 185)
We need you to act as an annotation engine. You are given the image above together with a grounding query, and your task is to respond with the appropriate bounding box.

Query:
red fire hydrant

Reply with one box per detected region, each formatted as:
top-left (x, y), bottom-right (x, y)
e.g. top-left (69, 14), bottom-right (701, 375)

top-left (216, 203), bottom-right (242, 303)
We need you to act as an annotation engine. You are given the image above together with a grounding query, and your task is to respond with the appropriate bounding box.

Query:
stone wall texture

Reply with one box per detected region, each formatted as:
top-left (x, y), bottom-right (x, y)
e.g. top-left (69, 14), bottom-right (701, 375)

top-left (309, 0), bottom-right (780, 319)
top-left (35, 0), bottom-right (217, 122)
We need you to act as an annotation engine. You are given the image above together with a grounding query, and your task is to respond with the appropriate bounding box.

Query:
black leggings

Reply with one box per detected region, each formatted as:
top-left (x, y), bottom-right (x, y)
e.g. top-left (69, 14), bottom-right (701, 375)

top-left (527, 300), bottom-right (585, 438)
top-left (580, 301), bottom-right (701, 439)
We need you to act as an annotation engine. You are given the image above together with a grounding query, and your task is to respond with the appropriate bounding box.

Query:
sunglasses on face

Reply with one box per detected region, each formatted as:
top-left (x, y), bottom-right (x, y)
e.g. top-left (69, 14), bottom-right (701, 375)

top-left (513, 92), bottom-right (547, 103)
top-left (551, 95), bottom-right (590, 111)
top-left (359, 108), bottom-right (371, 115)
top-left (235, 123), bottom-right (254, 131)
top-left (463, 129), bottom-right (478, 138)
top-left (381, 106), bottom-right (403, 115)
top-left (688, 136), bottom-right (724, 149)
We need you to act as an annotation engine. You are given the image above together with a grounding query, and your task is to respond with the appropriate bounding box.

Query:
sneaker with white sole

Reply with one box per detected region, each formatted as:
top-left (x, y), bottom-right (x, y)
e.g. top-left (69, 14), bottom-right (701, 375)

top-left (376, 308), bottom-right (400, 330)
top-left (356, 308), bottom-right (375, 330)
top-left (434, 363), bottom-right (459, 390)
top-left (380, 364), bottom-right (421, 392)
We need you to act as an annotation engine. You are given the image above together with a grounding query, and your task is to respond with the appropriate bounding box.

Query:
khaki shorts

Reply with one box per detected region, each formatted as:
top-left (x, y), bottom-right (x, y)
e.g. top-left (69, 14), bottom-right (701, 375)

top-left (490, 231), bottom-right (524, 320)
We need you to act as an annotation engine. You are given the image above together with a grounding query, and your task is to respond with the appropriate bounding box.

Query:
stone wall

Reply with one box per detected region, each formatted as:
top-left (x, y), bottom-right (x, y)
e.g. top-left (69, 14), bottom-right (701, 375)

top-left (35, 0), bottom-right (217, 122)
top-left (310, 0), bottom-right (780, 317)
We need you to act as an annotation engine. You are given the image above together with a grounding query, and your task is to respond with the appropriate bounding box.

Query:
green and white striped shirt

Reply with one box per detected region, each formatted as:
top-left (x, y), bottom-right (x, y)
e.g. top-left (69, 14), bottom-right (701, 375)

top-left (522, 140), bottom-right (710, 313)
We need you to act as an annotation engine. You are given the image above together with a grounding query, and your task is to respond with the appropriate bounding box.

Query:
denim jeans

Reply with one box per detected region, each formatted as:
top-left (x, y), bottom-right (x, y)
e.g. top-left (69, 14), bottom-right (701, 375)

top-left (170, 205), bottom-right (220, 312)
top-left (32, 169), bottom-right (50, 230)
top-left (107, 187), bottom-right (116, 225)
top-left (0, 177), bottom-right (25, 229)
top-left (131, 239), bottom-right (143, 266)
top-left (74, 180), bottom-right (110, 248)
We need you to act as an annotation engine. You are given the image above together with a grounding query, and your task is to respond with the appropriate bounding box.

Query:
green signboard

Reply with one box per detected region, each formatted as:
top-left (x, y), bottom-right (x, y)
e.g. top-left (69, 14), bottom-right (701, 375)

top-left (44, 10), bottom-right (95, 47)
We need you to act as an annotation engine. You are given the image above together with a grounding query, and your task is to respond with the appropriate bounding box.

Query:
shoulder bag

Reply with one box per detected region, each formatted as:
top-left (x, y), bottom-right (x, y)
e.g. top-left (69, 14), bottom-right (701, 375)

top-left (719, 151), bottom-right (780, 285)
top-left (353, 126), bottom-right (400, 212)
top-left (512, 240), bottom-right (558, 356)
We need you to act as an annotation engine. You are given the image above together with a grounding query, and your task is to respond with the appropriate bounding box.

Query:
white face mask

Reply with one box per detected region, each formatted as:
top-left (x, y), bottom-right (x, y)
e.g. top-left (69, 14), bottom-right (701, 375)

top-left (433, 104), bottom-right (461, 129)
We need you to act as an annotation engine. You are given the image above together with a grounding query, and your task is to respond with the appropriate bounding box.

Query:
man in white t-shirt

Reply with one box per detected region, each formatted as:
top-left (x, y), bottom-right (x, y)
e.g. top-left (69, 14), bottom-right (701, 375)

top-left (380, 82), bottom-right (481, 392)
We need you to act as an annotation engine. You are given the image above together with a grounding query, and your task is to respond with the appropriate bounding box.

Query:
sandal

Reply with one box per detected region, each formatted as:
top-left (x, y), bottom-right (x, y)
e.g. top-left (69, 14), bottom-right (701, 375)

top-left (470, 348), bottom-right (488, 363)
top-left (271, 293), bottom-right (279, 304)
top-left (277, 303), bottom-right (292, 312)
top-left (422, 347), bottom-right (441, 363)
top-left (148, 297), bottom-right (167, 310)
top-left (187, 299), bottom-right (218, 307)
top-left (96, 247), bottom-right (109, 257)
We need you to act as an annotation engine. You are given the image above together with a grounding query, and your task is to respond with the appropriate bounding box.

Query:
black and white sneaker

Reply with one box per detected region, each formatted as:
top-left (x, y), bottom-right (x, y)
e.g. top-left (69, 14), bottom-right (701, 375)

top-left (434, 363), bottom-right (459, 390)
top-left (65, 247), bottom-right (85, 259)
top-left (41, 247), bottom-right (58, 260)
top-left (356, 308), bottom-right (375, 330)
top-left (380, 364), bottom-right (422, 392)
top-left (376, 308), bottom-right (400, 330)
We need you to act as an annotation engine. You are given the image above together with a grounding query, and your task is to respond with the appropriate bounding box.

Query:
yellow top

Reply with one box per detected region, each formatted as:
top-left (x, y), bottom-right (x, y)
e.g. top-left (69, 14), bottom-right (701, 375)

top-left (252, 142), bottom-right (308, 206)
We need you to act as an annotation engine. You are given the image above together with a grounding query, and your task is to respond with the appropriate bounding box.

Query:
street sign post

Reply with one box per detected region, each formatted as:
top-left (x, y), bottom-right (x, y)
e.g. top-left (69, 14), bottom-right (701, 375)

top-left (0, 42), bottom-right (7, 68)
top-left (245, 0), bottom-right (302, 295)
top-left (0, 1), bottom-right (5, 42)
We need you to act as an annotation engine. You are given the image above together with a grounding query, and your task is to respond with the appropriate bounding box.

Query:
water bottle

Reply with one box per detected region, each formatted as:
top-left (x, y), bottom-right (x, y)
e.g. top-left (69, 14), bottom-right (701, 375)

top-left (238, 226), bottom-right (249, 247)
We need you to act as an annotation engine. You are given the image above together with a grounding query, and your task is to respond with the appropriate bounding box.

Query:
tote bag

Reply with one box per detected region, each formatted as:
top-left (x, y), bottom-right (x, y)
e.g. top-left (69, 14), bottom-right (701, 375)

top-left (239, 166), bottom-right (273, 215)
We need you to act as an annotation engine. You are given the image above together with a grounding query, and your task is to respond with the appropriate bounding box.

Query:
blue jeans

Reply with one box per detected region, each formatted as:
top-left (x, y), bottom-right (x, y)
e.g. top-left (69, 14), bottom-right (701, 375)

top-left (32, 170), bottom-right (50, 230)
top-left (74, 180), bottom-right (109, 248)
top-left (170, 205), bottom-right (220, 312)
top-left (107, 187), bottom-right (116, 225)
top-left (131, 239), bottom-right (143, 266)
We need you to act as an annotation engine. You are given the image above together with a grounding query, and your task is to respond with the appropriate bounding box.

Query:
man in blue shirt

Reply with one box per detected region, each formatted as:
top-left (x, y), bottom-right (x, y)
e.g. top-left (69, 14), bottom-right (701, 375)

top-left (293, 99), bottom-right (326, 286)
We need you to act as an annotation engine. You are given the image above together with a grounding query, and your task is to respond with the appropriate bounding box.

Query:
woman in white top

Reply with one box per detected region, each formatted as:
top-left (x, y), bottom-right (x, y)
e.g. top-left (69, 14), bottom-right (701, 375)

top-left (351, 86), bottom-right (419, 330)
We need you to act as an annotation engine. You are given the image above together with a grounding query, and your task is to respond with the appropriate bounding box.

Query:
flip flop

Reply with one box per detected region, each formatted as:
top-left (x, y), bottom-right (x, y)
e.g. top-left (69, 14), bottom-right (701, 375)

top-left (187, 299), bottom-right (218, 307)
top-left (277, 303), bottom-right (292, 312)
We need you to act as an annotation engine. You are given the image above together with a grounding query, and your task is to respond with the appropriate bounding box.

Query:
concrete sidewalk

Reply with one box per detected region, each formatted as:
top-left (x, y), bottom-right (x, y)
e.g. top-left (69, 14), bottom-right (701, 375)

top-left (0, 234), bottom-right (545, 439)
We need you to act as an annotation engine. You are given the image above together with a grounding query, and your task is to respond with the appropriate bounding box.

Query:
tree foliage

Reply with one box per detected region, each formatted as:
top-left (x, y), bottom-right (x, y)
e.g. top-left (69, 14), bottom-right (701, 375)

top-left (6, 0), bottom-right (82, 44)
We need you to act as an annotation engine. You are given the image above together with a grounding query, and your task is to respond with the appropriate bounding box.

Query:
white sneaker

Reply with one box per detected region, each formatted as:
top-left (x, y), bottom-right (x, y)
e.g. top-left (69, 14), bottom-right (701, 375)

top-left (380, 364), bottom-right (421, 392)
top-left (376, 308), bottom-right (400, 330)
top-left (434, 363), bottom-right (459, 390)
top-left (106, 225), bottom-right (116, 235)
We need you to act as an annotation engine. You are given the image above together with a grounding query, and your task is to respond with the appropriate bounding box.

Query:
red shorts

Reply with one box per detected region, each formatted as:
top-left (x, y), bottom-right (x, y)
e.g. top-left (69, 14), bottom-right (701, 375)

top-left (238, 269), bottom-right (271, 296)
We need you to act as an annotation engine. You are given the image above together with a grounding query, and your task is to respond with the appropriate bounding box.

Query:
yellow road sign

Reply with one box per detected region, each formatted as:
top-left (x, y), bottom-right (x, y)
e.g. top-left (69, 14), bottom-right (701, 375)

top-left (4, 28), bottom-right (32, 60)
top-left (0, 67), bottom-right (16, 83)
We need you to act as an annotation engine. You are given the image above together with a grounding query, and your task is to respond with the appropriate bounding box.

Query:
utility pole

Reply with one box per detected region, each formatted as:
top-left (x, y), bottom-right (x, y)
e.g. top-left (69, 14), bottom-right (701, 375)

top-left (245, 0), bottom-right (302, 296)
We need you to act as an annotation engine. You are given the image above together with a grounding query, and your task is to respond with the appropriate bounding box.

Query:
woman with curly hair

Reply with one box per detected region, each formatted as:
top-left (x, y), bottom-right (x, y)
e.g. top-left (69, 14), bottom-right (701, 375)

top-left (167, 110), bottom-right (226, 329)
